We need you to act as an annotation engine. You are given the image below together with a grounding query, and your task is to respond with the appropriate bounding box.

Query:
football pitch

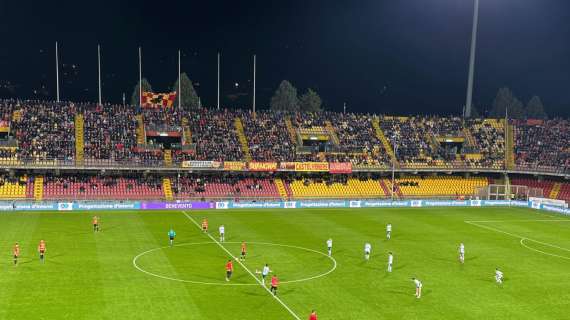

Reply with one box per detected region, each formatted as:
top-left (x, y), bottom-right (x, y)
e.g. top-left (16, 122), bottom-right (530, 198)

top-left (1, 207), bottom-right (569, 319)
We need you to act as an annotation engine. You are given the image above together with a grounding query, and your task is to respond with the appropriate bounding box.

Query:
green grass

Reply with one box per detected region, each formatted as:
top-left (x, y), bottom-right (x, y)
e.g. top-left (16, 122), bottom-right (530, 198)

top-left (1, 207), bottom-right (569, 319)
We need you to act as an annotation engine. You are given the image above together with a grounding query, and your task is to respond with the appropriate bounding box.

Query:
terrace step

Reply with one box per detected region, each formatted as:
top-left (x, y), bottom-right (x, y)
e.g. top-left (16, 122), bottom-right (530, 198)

top-left (12, 109), bottom-right (22, 122)
top-left (164, 149), bottom-right (172, 167)
top-left (34, 176), bottom-right (44, 201)
top-left (75, 114), bottom-right (85, 166)
top-left (136, 115), bottom-right (146, 145)
top-left (324, 121), bottom-right (340, 145)
top-left (234, 117), bottom-right (252, 162)
top-left (550, 182), bottom-right (561, 199)
top-left (285, 117), bottom-right (298, 145)
top-left (182, 117), bottom-right (192, 144)
top-left (274, 178), bottom-right (288, 200)
top-left (372, 117), bottom-right (398, 166)
top-left (162, 178), bottom-right (173, 201)
top-left (506, 122), bottom-right (516, 170)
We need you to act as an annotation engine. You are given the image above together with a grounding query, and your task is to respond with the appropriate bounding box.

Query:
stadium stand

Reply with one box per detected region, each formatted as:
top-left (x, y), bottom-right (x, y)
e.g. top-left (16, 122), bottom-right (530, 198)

top-left (0, 175), bottom-right (28, 199)
top-left (287, 176), bottom-right (386, 199)
top-left (395, 176), bottom-right (488, 198)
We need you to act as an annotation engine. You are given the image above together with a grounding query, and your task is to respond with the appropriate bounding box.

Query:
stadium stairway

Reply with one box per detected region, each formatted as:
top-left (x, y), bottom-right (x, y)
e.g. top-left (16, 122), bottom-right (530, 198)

top-left (136, 115), bottom-right (145, 145)
top-left (550, 182), bottom-right (561, 199)
top-left (506, 121), bottom-right (516, 170)
top-left (324, 121), bottom-right (340, 145)
top-left (12, 109), bottom-right (22, 122)
top-left (164, 149), bottom-right (172, 167)
top-left (285, 116), bottom-right (298, 145)
top-left (34, 176), bottom-right (44, 201)
top-left (372, 117), bottom-right (398, 166)
top-left (234, 117), bottom-right (252, 162)
top-left (75, 114), bottom-right (84, 166)
top-left (274, 178), bottom-right (289, 200)
top-left (182, 117), bottom-right (192, 144)
top-left (162, 178), bottom-right (173, 201)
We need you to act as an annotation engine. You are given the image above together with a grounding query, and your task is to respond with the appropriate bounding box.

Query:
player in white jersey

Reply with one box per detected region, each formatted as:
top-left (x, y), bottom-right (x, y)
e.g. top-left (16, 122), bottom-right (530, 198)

top-left (257, 263), bottom-right (272, 285)
top-left (458, 243), bottom-right (465, 264)
top-left (412, 278), bottom-right (422, 298)
top-left (364, 243), bottom-right (372, 260)
top-left (386, 223), bottom-right (392, 240)
top-left (495, 268), bottom-right (503, 284)
top-left (387, 252), bottom-right (393, 272)
top-left (219, 225), bottom-right (225, 242)
top-left (326, 238), bottom-right (333, 256)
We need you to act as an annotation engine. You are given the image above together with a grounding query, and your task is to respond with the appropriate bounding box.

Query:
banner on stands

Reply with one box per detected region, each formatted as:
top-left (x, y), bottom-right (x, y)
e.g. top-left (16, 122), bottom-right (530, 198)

top-left (541, 204), bottom-right (570, 215)
top-left (75, 202), bottom-right (140, 210)
top-left (279, 162), bottom-right (296, 170)
top-left (224, 161), bottom-right (246, 171)
top-left (248, 162), bottom-right (278, 172)
top-left (141, 201), bottom-right (213, 210)
top-left (529, 197), bottom-right (567, 208)
top-left (181, 161), bottom-right (222, 169)
top-left (58, 202), bottom-right (73, 211)
top-left (14, 202), bottom-right (59, 211)
top-left (294, 162), bottom-right (329, 172)
top-left (329, 162), bottom-right (352, 174)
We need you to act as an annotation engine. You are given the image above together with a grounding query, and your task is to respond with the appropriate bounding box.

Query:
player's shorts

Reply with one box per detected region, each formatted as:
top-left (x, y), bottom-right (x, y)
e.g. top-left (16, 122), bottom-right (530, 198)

top-left (169, 236), bottom-right (174, 240)
top-left (365, 250), bottom-right (370, 255)
top-left (241, 251), bottom-right (246, 256)
top-left (262, 274), bottom-right (267, 279)
top-left (271, 286), bottom-right (278, 290)
top-left (227, 271), bottom-right (232, 278)
top-left (94, 223), bottom-right (98, 227)
top-left (39, 250), bottom-right (45, 254)
top-left (14, 255), bottom-right (18, 259)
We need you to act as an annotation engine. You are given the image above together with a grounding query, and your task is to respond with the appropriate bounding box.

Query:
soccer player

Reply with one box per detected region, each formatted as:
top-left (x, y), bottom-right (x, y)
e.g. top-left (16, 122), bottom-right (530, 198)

top-left (38, 240), bottom-right (46, 263)
top-left (309, 310), bottom-right (318, 320)
top-left (458, 243), bottom-right (465, 264)
top-left (326, 238), bottom-right (333, 256)
top-left (226, 259), bottom-right (233, 282)
top-left (364, 242), bottom-right (372, 260)
top-left (93, 215), bottom-right (100, 232)
top-left (495, 268), bottom-right (503, 284)
top-left (13, 243), bottom-right (20, 265)
top-left (240, 241), bottom-right (247, 261)
top-left (219, 224), bottom-right (225, 242)
top-left (168, 228), bottom-right (176, 246)
top-left (412, 277), bottom-right (422, 298)
top-left (270, 275), bottom-right (279, 296)
top-left (259, 263), bottom-right (272, 285)
top-left (386, 223), bottom-right (392, 240)
top-left (202, 218), bottom-right (208, 233)
top-left (387, 252), bottom-right (393, 272)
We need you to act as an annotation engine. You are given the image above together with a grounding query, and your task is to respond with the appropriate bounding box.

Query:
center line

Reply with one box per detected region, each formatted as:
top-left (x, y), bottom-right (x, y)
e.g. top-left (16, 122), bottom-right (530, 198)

top-left (182, 211), bottom-right (302, 320)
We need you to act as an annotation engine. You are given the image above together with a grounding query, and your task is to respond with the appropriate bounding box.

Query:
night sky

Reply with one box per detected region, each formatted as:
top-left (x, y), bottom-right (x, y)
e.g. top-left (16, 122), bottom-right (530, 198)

top-left (1, 0), bottom-right (569, 116)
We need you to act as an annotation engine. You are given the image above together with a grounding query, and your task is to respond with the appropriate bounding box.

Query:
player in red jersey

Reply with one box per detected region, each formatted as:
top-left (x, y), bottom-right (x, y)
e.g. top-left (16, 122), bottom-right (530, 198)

top-left (225, 259), bottom-right (233, 281)
top-left (240, 241), bottom-right (247, 261)
top-left (13, 243), bottom-right (20, 265)
top-left (270, 275), bottom-right (279, 296)
top-left (309, 310), bottom-right (318, 320)
top-left (202, 218), bottom-right (208, 233)
top-left (38, 240), bottom-right (46, 263)
top-left (93, 215), bottom-right (100, 232)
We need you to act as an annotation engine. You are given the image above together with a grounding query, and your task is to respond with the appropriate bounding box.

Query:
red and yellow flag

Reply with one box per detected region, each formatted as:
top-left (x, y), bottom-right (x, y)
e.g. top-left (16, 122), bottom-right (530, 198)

top-left (141, 92), bottom-right (177, 108)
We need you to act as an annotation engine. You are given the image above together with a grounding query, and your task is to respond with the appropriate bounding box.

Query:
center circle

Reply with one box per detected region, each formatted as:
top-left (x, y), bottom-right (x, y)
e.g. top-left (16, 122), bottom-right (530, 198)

top-left (133, 241), bottom-right (337, 286)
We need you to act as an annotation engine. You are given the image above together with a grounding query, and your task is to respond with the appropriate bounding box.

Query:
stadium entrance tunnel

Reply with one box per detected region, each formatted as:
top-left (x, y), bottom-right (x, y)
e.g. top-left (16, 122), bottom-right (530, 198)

top-left (133, 242), bottom-right (337, 286)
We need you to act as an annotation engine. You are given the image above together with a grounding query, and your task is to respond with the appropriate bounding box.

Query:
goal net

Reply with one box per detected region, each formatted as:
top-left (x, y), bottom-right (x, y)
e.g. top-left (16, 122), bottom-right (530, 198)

top-left (474, 184), bottom-right (543, 201)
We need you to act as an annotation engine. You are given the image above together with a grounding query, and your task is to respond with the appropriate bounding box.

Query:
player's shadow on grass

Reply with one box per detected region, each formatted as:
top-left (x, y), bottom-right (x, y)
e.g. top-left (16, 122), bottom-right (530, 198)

top-left (465, 256), bottom-right (478, 262)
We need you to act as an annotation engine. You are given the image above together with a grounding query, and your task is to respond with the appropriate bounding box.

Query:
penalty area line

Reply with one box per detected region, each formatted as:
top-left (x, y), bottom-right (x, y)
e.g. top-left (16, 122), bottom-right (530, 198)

top-left (182, 211), bottom-right (302, 320)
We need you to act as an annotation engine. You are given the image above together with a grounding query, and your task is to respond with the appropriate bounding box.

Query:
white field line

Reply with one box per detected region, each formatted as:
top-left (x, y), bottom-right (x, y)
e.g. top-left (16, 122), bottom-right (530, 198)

top-left (465, 220), bottom-right (570, 260)
top-left (465, 219), bottom-right (570, 223)
top-left (132, 241), bottom-right (336, 286)
top-left (182, 211), bottom-right (302, 320)
top-left (520, 239), bottom-right (570, 261)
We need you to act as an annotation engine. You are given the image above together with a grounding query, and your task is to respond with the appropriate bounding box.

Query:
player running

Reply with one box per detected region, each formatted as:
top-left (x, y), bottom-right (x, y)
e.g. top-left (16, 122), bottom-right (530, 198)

top-left (412, 277), bottom-right (422, 298)
top-left (240, 241), bottom-right (247, 261)
top-left (326, 238), bottom-right (333, 256)
top-left (309, 310), bottom-right (318, 320)
top-left (13, 243), bottom-right (20, 265)
top-left (202, 218), bottom-right (208, 233)
top-left (386, 223), bottom-right (392, 240)
top-left (387, 252), bottom-right (393, 272)
top-left (93, 215), bottom-right (100, 232)
top-left (219, 225), bottom-right (225, 242)
top-left (364, 242), bottom-right (372, 260)
top-left (168, 228), bottom-right (176, 246)
top-left (226, 259), bottom-right (234, 282)
top-left (270, 275), bottom-right (279, 296)
top-left (458, 243), bottom-right (465, 264)
top-left (495, 268), bottom-right (503, 284)
top-left (258, 263), bottom-right (272, 285)
top-left (38, 240), bottom-right (46, 263)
